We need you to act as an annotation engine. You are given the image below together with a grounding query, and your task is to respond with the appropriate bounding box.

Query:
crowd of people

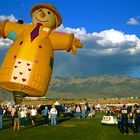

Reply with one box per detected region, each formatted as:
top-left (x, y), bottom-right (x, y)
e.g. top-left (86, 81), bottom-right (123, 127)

top-left (0, 103), bottom-right (96, 131)
top-left (117, 104), bottom-right (140, 135)
top-left (64, 104), bottom-right (95, 119)
top-left (1, 102), bottom-right (139, 134)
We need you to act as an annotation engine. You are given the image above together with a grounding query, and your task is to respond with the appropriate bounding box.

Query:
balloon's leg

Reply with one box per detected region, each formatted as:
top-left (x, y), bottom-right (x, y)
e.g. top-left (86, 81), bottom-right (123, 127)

top-left (13, 91), bottom-right (26, 104)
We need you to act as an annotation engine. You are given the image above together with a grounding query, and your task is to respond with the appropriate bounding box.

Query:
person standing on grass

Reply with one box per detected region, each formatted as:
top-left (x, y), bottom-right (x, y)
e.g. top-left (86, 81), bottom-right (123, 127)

top-left (81, 104), bottom-right (86, 118)
top-left (20, 108), bottom-right (26, 127)
top-left (41, 106), bottom-right (49, 126)
top-left (86, 104), bottom-right (90, 118)
top-left (30, 106), bottom-right (37, 126)
top-left (66, 105), bottom-right (72, 119)
top-left (50, 105), bottom-right (57, 125)
top-left (76, 105), bottom-right (81, 119)
top-left (13, 107), bottom-right (20, 131)
top-left (0, 105), bottom-right (3, 129)
top-left (88, 106), bottom-right (94, 119)
top-left (3, 105), bottom-right (8, 120)
top-left (27, 106), bottom-right (31, 120)
top-left (11, 106), bottom-right (16, 126)
top-left (117, 112), bottom-right (123, 133)
top-left (120, 104), bottom-right (129, 135)
top-left (134, 104), bottom-right (140, 132)
top-left (128, 106), bottom-right (135, 134)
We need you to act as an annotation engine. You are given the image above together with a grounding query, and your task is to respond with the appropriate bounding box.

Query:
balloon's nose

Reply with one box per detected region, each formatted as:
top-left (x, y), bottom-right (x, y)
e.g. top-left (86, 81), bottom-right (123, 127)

top-left (39, 10), bottom-right (46, 18)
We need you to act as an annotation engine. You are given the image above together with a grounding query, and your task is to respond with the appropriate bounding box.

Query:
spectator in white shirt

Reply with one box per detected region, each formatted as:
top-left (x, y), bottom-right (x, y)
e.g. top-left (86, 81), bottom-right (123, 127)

top-left (76, 105), bottom-right (81, 119)
top-left (20, 109), bottom-right (26, 127)
top-left (30, 107), bottom-right (37, 126)
top-left (50, 105), bottom-right (57, 125)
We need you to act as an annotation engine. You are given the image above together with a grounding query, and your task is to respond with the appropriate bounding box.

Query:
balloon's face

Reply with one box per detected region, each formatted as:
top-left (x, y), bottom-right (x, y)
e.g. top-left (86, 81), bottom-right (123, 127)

top-left (32, 8), bottom-right (56, 28)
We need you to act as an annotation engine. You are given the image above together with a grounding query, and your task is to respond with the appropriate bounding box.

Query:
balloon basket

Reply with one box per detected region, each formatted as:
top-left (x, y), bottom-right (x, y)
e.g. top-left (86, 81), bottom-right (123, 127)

top-left (13, 91), bottom-right (26, 104)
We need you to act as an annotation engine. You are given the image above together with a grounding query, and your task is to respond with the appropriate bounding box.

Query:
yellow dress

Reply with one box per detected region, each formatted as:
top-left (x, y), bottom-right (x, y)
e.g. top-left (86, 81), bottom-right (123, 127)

top-left (0, 20), bottom-right (74, 97)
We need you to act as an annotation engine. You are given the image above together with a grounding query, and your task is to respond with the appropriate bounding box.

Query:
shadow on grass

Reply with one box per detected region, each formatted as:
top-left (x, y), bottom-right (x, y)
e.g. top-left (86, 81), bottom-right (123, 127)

top-left (20, 117), bottom-right (71, 131)
top-left (1, 116), bottom-right (72, 132)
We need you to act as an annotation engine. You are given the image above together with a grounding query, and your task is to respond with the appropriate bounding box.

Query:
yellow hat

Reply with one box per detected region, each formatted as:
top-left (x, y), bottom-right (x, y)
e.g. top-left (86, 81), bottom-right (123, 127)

top-left (30, 3), bottom-right (62, 27)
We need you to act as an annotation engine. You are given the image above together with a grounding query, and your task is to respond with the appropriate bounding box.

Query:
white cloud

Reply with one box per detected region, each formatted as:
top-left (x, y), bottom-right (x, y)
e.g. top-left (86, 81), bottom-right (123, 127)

top-left (128, 41), bottom-right (140, 55)
top-left (57, 25), bottom-right (140, 56)
top-left (0, 14), bottom-right (17, 22)
top-left (0, 15), bottom-right (16, 49)
top-left (56, 25), bottom-right (87, 40)
top-left (127, 17), bottom-right (139, 25)
top-left (0, 38), bottom-right (13, 48)
top-left (93, 29), bottom-right (138, 44)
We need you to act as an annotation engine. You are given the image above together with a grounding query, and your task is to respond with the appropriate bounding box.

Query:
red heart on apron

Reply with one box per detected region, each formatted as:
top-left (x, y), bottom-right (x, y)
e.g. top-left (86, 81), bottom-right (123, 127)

top-left (13, 76), bottom-right (17, 80)
top-left (27, 63), bottom-right (30, 66)
top-left (19, 72), bottom-right (23, 75)
top-left (22, 78), bottom-right (26, 82)
top-left (28, 68), bottom-right (31, 71)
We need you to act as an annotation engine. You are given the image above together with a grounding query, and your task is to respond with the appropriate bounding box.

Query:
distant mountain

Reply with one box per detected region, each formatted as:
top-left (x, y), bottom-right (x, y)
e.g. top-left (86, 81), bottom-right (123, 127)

top-left (0, 88), bottom-right (13, 101)
top-left (0, 75), bottom-right (140, 100)
top-left (46, 75), bottom-right (140, 98)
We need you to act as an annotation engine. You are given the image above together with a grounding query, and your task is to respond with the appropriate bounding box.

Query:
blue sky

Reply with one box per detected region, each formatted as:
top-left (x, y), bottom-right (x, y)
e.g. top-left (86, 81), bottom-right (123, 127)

top-left (0, 0), bottom-right (140, 78)
top-left (0, 0), bottom-right (140, 36)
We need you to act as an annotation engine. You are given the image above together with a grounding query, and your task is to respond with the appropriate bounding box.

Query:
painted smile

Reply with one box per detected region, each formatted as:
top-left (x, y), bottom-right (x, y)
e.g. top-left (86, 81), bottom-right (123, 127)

top-left (35, 17), bottom-right (48, 22)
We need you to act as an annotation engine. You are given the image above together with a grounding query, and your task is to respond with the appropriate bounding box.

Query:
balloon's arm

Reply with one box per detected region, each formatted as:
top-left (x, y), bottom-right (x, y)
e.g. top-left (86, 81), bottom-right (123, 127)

top-left (0, 20), bottom-right (29, 40)
top-left (50, 31), bottom-right (82, 55)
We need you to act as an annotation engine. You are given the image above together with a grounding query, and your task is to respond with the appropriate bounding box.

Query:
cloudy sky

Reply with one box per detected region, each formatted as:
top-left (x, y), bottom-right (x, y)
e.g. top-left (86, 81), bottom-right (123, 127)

top-left (0, 0), bottom-right (140, 78)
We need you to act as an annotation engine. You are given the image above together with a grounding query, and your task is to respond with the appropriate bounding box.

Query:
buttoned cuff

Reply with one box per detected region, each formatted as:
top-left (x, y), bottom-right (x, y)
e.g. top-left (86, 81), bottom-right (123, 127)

top-left (0, 20), bottom-right (9, 38)
top-left (66, 33), bottom-right (74, 52)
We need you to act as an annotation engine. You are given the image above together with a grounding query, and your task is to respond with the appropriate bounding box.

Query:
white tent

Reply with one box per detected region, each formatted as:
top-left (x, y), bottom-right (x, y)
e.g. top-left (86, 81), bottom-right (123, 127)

top-left (53, 101), bottom-right (61, 106)
top-left (95, 104), bottom-right (101, 108)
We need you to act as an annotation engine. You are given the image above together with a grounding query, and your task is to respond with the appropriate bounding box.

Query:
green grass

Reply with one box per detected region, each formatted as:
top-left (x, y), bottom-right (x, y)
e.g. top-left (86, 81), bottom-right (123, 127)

top-left (0, 113), bottom-right (140, 140)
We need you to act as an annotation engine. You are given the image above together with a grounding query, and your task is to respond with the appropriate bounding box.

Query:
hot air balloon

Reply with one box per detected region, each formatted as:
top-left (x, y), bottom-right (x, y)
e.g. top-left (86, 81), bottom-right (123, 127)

top-left (0, 3), bottom-right (82, 104)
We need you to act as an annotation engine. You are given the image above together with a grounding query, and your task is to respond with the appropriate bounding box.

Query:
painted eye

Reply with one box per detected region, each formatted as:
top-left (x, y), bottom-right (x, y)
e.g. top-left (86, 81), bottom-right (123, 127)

top-left (39, 9), bottom-right (42, 12)
top-left (48, 11), bottom-right (51, 14)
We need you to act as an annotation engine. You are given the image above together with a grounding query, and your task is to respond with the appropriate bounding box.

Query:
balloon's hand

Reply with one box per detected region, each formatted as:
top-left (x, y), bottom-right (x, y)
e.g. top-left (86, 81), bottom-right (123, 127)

top-left (71, 37), bottom-right (82, 55)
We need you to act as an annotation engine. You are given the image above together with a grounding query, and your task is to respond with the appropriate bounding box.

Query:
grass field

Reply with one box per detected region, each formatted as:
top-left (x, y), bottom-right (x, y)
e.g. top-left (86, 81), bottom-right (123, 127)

top-left (0, 113), bottom-right (140, 140)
